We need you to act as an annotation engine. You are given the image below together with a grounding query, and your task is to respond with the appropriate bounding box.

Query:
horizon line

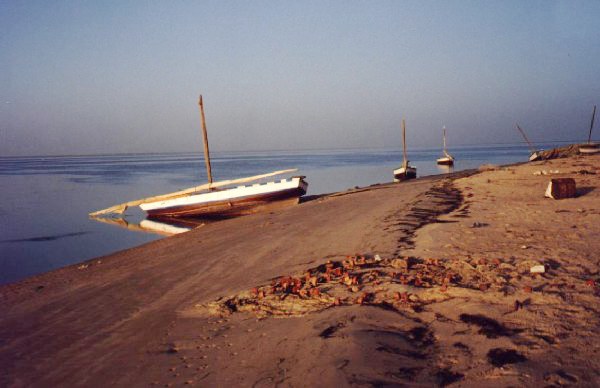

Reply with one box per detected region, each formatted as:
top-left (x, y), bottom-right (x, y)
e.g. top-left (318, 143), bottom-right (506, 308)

top-left (0, 139), bottom-right (592, 159)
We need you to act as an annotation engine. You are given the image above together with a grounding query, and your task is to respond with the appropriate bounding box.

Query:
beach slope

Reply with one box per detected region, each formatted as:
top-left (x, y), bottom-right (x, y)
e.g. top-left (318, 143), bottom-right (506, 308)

top-left (1, 154), bottom-right (599, 387)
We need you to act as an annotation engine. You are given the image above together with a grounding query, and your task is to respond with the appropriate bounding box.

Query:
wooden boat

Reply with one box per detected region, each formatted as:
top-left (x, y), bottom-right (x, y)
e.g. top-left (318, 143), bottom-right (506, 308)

top-left (436, 126), bottom-right (455, 166)
top-left (579, 143), bottom-right (599, 154)
top-left (393, 119), bottom-right (417, 182)
top-left (140, 176), bottom-right (307, 218)
top-left (579, 105), bottom-right (599, 154)
top-left (90, 96), bottom-right (308, 219)
top-left (515, 123), bottom-right (542, 161)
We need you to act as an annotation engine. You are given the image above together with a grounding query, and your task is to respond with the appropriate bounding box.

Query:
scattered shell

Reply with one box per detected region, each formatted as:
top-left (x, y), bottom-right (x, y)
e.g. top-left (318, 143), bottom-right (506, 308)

top-left (530, 265), bottom-right (545, 274)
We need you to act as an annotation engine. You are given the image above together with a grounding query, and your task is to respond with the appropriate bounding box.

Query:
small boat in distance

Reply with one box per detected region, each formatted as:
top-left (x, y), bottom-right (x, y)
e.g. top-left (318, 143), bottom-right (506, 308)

top-left (515, 123), bottom-right (542, 161)
top-left (90, 95), bottom-right (308, 220)
top-left (393, 119), bottom-right (417, 182)
top-left (579, 105), bottom-right (599, 154)
top-left (436, 126), bottom-right (455, 166)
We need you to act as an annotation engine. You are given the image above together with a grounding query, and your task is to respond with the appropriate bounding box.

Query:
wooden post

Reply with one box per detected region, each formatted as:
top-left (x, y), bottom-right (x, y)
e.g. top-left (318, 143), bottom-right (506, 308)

top-left (198, 95), bottom-right (213, 184)
top-left (588, 105), bottom-right (596, 144)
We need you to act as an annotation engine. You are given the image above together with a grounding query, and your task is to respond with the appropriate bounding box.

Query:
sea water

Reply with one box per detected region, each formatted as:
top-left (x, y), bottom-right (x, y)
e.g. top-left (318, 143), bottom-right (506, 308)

top-left (0, 144), bottom-right (562, 284)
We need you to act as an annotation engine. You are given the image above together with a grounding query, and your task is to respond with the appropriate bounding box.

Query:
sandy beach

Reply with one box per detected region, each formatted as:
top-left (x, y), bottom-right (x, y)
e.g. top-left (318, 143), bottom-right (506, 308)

top-left (1, 153), bottom-right (599, 387)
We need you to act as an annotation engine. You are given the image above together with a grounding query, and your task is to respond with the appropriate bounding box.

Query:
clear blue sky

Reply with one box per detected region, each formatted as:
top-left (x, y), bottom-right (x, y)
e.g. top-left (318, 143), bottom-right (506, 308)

top-left (1, 0), bottom-right (599, 156)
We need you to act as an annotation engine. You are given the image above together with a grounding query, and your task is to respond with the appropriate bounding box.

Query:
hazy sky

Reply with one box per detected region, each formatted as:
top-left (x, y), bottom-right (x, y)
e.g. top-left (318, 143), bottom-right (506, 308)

top-left (1, 0), bottom-right (599, 156)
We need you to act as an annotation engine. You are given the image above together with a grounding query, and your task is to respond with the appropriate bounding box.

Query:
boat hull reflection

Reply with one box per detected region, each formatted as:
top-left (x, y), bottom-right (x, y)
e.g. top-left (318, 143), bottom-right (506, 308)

top-left (436, 164), bottom-right (454, 174)
top-left (92, 216), bottom-right (207, 237)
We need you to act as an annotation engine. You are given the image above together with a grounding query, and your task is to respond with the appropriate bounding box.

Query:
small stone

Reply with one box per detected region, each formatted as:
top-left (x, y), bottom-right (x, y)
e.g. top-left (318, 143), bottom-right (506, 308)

top-left (530, 265), bottom-right (545, 274)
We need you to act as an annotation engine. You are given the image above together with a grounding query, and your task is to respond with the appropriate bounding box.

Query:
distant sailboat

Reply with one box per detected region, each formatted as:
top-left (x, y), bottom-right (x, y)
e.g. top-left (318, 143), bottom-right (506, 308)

top-left (393, 119), bottom-right (417, 182)
top-left (515, 123), bottom-right (541, 161)
top-left (436, 126), bottom-right (455, 166)
top-left (579, 105), bottom-right (599, 154)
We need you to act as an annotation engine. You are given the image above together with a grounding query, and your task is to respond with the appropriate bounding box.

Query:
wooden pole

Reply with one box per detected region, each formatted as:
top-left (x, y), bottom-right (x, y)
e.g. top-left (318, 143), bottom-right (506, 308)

top-left (198, 95), bottom-right (213, 184)
top-left (402, 119), bottom-right (408, 167)
top-left (588, 105), bottom-right (596, 144)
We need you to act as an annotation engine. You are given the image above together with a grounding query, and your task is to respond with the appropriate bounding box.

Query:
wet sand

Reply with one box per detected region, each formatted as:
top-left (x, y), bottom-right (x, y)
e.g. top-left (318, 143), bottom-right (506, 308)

top-left (1, 154), bottom-right (599, 387)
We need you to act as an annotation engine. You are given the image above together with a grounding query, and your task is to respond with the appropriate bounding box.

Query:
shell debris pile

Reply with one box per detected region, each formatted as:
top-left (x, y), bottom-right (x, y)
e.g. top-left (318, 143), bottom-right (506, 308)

top-left (198, 253), bottom-right (579, 318)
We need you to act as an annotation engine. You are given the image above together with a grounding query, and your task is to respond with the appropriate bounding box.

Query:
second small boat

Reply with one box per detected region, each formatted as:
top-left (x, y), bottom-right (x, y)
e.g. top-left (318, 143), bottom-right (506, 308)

top-left (436, 126), bottom-right (455, 166)
top-left (393, 119), bottom-right (417, 182)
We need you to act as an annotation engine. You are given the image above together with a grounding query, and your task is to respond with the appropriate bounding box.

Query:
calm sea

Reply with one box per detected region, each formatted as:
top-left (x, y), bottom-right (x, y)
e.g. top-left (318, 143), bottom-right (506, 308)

top-left (0, 144), bottom-right (560, 284)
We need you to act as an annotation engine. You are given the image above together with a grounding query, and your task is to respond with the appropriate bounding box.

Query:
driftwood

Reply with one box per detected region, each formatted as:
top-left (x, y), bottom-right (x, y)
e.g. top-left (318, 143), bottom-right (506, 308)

top-left (538, 144), bottom-right (580, 160)
top-left (89, 168), bottom-right (298, 217)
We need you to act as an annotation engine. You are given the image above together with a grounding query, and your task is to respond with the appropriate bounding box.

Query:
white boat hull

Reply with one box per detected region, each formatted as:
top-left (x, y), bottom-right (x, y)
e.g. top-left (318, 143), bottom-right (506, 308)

top-left (393, 166), bottom-right (417, 182)
top-left (579, 143), bottom-right (599, 154)
top-left (139, 177), bottom-right (308, 218)
top-left (529, 152), bottom-right (541, 162)
top-left (436, 156), bottom-right (454, 165)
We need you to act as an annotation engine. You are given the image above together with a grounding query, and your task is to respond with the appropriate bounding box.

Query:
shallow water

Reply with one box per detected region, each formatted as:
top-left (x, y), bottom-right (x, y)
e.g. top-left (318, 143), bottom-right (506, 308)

top-left (0, 144), bottom-right (562, 284)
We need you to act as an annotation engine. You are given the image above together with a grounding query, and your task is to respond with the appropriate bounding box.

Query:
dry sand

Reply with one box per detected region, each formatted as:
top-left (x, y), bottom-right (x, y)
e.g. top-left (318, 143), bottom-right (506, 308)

top-left (1, 154), bottom-right (599, 387)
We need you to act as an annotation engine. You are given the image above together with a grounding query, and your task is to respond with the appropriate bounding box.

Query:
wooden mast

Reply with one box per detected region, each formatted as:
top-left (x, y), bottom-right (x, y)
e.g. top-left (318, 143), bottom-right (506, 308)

top-left (515, 123), bottom-right (536, 154)
top-left (402, 119), bottom-right (408, 168)
top-left (198, 95), bottom-right (213, 184)
top-left (588, 105), bottom-right (596, 144)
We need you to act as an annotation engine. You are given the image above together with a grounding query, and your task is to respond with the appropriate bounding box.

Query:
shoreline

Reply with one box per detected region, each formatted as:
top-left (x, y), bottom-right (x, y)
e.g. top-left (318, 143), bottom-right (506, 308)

top-left (1, 166), bottom-right (478, 290)
top-left (1, 146), bottom-right (517, 287)
top-left (1, 153), bottom-right (599, 386)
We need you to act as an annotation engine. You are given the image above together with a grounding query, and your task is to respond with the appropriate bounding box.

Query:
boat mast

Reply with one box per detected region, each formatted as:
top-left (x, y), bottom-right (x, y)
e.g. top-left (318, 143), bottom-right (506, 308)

top-left (443, 126), bottom-right (447, 152)
top-left (515, 123), bottom-right (536, 154)
top-left (402, 119), bottom-right (408, 167)
top-left (198, 95), bottom-right (213, 184)
top-left (588, 105), bottom-right (596, 144)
